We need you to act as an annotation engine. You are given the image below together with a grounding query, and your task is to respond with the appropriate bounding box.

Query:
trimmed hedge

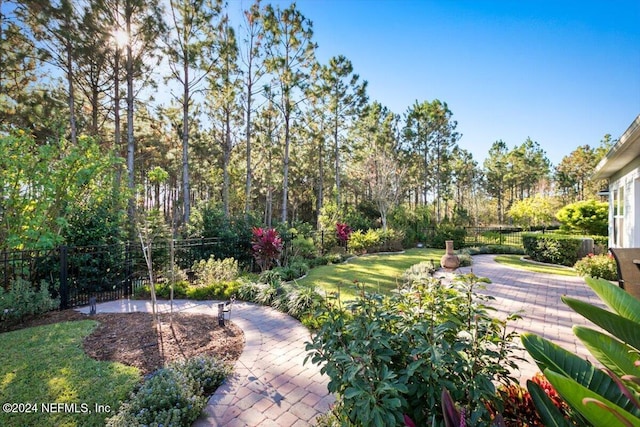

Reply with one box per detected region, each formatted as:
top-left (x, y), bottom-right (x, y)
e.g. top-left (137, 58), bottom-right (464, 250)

top-left (522, 233), bottom-right (583, 266)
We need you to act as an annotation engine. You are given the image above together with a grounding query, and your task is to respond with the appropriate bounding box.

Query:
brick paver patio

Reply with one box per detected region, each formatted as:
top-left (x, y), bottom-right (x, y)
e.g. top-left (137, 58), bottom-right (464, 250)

top-left (455, 254), bottom-right (605, 383)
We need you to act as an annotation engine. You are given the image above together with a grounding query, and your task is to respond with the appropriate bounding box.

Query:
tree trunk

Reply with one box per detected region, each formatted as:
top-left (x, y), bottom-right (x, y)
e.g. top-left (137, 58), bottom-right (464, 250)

top-left (223, 109), bottom-right (231, 218)
top-left (244, 65), bottom-right (253, 217)
top-left (66, 37), bottom-right (77, 144)
top-left (281, 106), bottom-right (290, 224)
top-left (125, 6), bottom-right (135, 229)
top-left (334, 112), bottom-right (340, 207)
top-left (182, 61), bottom-right (190, 225)
top-left (317, 133), bottom-right (324, 228)
top-left (113, 41), bottom-right (122, 197)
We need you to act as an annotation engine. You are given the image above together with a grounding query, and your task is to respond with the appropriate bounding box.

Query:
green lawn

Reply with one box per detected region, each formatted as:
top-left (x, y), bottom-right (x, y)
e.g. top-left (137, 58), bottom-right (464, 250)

top-left (0, 321), bottom-right (140, 427)
top-left (494, 254), bottom-right (577, 277)
top-left (298, 248), bottom-right (443, 300)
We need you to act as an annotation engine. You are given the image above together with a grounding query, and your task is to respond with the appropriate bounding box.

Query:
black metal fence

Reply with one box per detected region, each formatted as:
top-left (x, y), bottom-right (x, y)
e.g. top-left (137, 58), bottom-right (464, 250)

top-left (423, 226), bottom-right (561, 248)
top-left (0, 237), bottom-right (254, 310)
top-left (462, 226), bottom-right (530, 247)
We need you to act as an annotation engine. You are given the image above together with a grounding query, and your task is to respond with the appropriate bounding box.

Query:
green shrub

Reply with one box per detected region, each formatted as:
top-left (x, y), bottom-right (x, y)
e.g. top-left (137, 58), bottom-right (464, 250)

top-left (348, 229), bottom-right (380, 254)
top-left (107, 355), bottom-right (231, 427)
top-left (348, 228), bottom-right (404, 254)
top-left (170, 356), bottom-right (232, 396)
top-left (556, 199), bottom-right (608, 236)
top-left (522, 233), bottom-right (583, 266)
top-left (192, 257), bottom-right (239, 286)
top-left (133, 281), bottom-right (189, 300)
top-left (388, 204), bottom-right (431, 246)
top-left (186, 281), bottom-right (241, 300)
top-left (106, 368), bottom-right (203, 427)
top-left (186, 201), bottom-right (259, 268)
top-left (426, 224), bottom-right (467, 250)
top-left (278, 261), bottom-right (309, 281)
top-left (0, 278), bottom-right (59, 324)
top-left (305, 274), bottom-right (521, 426)
top-left (290, 235), bottom-right (317, 259)
top-left (574, 254), bottom-right (618, 281)
top-left (465, 245), bottom-right (526, 255)
top-left (308, 256), bottom-right (330, 268)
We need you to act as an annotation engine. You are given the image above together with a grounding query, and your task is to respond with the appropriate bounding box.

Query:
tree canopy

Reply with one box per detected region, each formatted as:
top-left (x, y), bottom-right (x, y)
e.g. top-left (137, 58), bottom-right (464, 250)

top-left (0, 0), bottom-right (613, 249)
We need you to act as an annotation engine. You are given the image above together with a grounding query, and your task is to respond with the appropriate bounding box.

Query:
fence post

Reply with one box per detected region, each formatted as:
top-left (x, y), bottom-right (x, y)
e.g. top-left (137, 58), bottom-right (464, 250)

top-left (59, 246), bottom-right (69, 310)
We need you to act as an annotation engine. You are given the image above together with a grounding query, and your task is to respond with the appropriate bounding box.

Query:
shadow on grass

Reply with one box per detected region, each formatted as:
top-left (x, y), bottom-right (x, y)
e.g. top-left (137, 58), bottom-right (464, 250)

top-left (0, 321), bottom-right (140, 427)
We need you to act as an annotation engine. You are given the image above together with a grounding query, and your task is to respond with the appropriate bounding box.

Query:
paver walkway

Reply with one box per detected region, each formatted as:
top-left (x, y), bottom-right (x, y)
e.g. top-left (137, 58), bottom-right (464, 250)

top-left (77, 254), bottom-right (608, 425)
top-left (76, 299), bottom-right (334, 426)
top-left (455, 254), bottom-right (606, 383)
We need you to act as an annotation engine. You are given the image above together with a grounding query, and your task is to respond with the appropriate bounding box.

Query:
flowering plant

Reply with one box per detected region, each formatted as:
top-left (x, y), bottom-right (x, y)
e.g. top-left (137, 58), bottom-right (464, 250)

top-left (251, 227), bottom-right (283, 271)
top-left (335, 222), bottom-right (353, 244)
top-left (574, 253), bottom-right (617, 281)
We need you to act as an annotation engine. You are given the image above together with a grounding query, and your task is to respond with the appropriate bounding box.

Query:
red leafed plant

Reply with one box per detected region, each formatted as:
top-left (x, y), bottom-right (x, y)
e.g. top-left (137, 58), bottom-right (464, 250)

top-left (530, 372), bottom-right (572, 415)
top-left (251, 227), bottom-right (283, 271)
top-left (335, 222), bottom-right (353, 244)
top-left (494, 383), bottom-right (542, 426)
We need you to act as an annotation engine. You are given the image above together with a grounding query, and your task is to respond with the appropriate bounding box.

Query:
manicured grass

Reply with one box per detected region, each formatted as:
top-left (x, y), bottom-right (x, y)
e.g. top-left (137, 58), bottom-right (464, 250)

top-left (494, 254), bottom-right (577, 277)
top-left (297, 248), bottom-right (443, 300)
top-left (0, 321), bottom-right (140, 427)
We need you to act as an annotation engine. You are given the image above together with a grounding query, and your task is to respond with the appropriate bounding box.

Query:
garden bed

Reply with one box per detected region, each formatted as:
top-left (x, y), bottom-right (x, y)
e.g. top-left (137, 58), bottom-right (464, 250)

top-left (6, 309), bottom-right (244, 375)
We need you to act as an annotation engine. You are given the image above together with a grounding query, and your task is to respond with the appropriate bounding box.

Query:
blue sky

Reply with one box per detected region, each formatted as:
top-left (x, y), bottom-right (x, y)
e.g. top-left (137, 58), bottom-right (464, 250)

top-left (232, 0), bottom-right (640, 166)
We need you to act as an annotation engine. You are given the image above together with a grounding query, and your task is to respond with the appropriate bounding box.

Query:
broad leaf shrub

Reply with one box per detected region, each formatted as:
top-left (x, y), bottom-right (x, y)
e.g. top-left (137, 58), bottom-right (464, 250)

top-left (522, 233), bottom-right (582, 266)
top-left (348, 228), bottom-right (404, 254)
top-left (306, 273), bottom-right (522, 426)
top-left (335, 222), bottom-right (353, 246)
top-left (522, 278), bottom-right (640, 425)
top-left (574, 253), bottom-right (618, 281)
top-left (251, 227), bottom-right (283, 271)
top-left (272, 261), bottom-right (310, 281)
top-left (0, 278), bottom-right (59, 326)
top-left (107, 355), bottom-right (231, 427)
top-left (191, 256), bottom-right (239, 285)
top-left (556, 199), bottom-right (608, 236)
top-left (425, 224), bottom-right (467, 250)
top-left (290, 235), bottom-right (317, 259)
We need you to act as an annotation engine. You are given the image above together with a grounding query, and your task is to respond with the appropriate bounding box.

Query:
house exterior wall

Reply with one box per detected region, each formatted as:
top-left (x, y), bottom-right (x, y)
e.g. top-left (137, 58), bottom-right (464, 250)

top-left (608, 155), bottom-right (640, 248)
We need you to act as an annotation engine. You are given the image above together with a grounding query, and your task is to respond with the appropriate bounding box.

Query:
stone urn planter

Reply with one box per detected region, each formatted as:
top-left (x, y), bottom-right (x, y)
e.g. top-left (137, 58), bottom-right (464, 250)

top-left (440, 240), bottom-right (460, 270)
